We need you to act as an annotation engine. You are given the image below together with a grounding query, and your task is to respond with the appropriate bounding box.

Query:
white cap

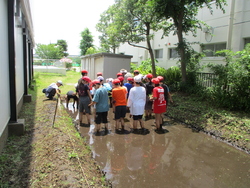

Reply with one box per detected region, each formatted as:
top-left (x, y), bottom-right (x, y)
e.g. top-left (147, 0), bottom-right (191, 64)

top-left (134, 75), bottom-right (141, 82)
top-left (57, 80), bottom-right (63, 86)
top-left (120, 69), bottom-right (127, 73)
top-left (97, 76), bottom-right (104, 81)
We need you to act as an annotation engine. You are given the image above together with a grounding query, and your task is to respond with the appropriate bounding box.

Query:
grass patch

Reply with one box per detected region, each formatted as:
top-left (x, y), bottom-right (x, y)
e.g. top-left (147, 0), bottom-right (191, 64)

top-left (167, 92), bottom-right (250, 153)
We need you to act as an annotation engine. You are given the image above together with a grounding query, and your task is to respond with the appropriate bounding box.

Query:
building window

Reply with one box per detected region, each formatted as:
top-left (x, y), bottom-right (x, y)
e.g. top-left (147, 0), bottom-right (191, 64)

top-left (202, 43), bottom-right (226, 57)
top-left (169, 48), bottom-right (180, 59)
top-left (154, 49), bottom-right (163, 59)
top-left (244, 38), bottom-right (250, 47)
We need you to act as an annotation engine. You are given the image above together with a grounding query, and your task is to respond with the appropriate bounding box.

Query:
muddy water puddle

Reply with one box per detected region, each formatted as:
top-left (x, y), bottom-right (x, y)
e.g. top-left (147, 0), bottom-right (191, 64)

top-left (64, 102), bottom-right (250, 188)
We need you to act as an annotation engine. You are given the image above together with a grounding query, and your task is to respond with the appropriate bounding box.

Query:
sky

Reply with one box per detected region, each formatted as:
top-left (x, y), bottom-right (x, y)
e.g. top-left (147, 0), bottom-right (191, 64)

top-left (32, 0), bottom-right (115, 55)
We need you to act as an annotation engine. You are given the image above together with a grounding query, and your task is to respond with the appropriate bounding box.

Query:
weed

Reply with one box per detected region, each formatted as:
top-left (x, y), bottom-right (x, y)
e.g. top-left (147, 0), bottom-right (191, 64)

top-left (68, 152), bottom-right (78, 159)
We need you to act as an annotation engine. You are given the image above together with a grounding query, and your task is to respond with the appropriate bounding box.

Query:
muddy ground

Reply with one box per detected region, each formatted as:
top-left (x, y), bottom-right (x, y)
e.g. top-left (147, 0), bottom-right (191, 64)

top-left (0, 96), bottom-right (110, 188)
top-left (0, 92), bottom-right (249, 187)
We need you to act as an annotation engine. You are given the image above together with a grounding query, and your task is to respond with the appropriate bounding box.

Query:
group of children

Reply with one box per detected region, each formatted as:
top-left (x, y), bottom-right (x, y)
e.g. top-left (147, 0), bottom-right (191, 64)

top-left (43, 69), bottom-right (173, 132)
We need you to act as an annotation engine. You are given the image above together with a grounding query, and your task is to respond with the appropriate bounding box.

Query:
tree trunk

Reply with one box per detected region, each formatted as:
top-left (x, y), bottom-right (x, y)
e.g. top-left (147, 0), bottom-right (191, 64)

top-left (176, 11), bottom-right (187, 83)
top-left (177, 30), bottom-right (186, 83)
top-left (146, 23), bottom-right (156, 77)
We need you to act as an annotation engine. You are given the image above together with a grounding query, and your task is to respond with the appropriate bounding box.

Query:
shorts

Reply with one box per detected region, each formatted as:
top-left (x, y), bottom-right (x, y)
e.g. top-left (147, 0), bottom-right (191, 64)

top-left (132, 115), bottom-right (143, 120)
top-left (79, 96), bottom-right (91, 113)
top-left (114, 106), bottom-right (127, 120)
top-left (95, 111), bottom-right (108, 124)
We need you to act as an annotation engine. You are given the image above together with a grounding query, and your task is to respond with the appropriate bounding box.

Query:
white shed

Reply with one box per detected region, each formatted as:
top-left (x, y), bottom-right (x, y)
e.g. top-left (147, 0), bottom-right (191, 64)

top-left (81, 53), bottom-right (133, 80)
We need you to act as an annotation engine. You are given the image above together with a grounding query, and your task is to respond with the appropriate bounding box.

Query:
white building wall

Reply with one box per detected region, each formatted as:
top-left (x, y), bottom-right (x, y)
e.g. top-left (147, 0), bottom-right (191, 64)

top-left (117, 0), bottom-right (250, 71)
top-left (0, 0), bottom-right (11, 142)
top-left (15, 16), bottom-right (25, 106)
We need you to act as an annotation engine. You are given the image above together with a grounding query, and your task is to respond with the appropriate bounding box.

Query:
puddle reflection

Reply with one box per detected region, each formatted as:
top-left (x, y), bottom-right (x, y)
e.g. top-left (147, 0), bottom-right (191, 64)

top-left (63, 102), bottom-right (250, 188)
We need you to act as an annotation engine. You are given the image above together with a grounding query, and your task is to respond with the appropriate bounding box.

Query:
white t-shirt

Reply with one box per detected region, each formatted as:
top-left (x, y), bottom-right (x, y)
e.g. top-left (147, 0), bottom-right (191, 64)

top-left (48, 83), bottom-right (59, 90)
top-left (127, 86), bottom-right (146, 115)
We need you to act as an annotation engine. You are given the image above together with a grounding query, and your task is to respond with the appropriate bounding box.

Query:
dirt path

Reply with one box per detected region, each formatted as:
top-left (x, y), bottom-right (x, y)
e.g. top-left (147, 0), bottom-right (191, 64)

top-left (0, 96), bottom-right (110, 187)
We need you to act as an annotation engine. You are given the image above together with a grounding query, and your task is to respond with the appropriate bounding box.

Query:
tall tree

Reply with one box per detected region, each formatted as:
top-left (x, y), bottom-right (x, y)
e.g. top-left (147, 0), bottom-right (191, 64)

top-left (57, 39), bottom-right (69, 57)
top-left (107, 0), bottom-right (165, 76)
top-left (152, 0), bottom-right (226, 82)
top-left (80, 28), bottom-right (94, 56)
top-left (35, 43), bottom-right (63, 59)
top-left (96, 4), bottom-right (121, 53)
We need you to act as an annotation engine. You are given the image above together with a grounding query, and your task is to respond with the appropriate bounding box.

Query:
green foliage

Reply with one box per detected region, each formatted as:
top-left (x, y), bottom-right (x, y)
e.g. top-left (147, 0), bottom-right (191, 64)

top-left (85, 47), bottom-right (106, 55)
top-left (207, 44), bottom-right (250, 111)
top-left (35, 43), bottom-right (64, 59)
top-left (163, 66), bottom-right (181, 91)
top-left (57, 39), bottom-right (69, 57)
top-left (80, 28), bottom-right (94, 56)
top-left (98, 0), bottom-right (168, 76)
top-left (96, 4), bottom-right (121, 53)
top-left (152, 0), bottom-right (227, 82)
top-left (65, 62), bottom-right (72, 70)
top-left (177, 42), bottom-right (205, 93)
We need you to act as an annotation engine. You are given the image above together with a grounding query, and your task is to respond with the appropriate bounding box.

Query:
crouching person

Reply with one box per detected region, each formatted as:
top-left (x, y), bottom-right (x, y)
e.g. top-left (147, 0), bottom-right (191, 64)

top-left (66, 83), bottom-right (79, 108)
top-left (42, 80), bottom-right (63, 100)
top-left (89, 79), bottom-right (109, 132)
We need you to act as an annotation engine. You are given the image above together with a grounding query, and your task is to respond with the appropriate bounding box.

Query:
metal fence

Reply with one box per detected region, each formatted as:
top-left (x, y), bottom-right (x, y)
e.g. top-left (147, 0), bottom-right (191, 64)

top-left (197, 72), bottom-right (217, 88)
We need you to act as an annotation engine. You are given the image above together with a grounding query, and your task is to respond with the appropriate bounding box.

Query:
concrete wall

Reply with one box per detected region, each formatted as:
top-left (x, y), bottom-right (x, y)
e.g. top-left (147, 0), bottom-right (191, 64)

top-left (81, 53), bottom-right (132, 80)
top-left (0, 0), bottom-right (11, 152)
top-left (117, 0), bottom-right (250, 71)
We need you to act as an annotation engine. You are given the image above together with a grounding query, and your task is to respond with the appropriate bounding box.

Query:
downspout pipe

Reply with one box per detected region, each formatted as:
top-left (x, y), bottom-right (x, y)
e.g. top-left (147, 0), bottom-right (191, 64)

top-left (8, 0), bottom-right (17, 123)
top-left (23, 27), bottom-right (28, 95)
top-left (227, 0), bottom-right (235, 50)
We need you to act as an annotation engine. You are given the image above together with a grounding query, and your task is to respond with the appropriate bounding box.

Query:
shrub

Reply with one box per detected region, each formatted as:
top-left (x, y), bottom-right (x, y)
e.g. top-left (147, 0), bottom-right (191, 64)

top-left (207, 44), bottom-right (250, 111)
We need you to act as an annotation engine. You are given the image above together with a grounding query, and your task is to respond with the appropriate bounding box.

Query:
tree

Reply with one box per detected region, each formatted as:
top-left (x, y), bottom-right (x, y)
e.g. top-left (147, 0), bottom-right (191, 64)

top-left (35, 43), bottom-right (63, 59)
top-left (80, 28), bottom-right (94, 56)
top-left (96, 4), bottom-right (121, 53)
top-left (152, 0), bottom-right (227, 82)
top-left (57, 39), bottom-right (69, 57)
top-left (102, 0), bottom-right (164, 76)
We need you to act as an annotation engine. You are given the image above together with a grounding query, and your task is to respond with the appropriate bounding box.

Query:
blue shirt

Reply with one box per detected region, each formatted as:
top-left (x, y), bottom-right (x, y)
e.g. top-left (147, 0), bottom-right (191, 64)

top-left (92, 87), bottom-right (109, 112)
top-left (124, 83), bottom-right (133, 98)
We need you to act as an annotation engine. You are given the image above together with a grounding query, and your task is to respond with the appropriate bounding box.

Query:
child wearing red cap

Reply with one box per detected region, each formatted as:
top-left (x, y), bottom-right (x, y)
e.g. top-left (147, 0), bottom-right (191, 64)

top-left (151, 78), bottom-right (166, 131)
top-left (112, 79), bottom-right (128, 131)
top-left (76, 76), bottom-right (92, 126)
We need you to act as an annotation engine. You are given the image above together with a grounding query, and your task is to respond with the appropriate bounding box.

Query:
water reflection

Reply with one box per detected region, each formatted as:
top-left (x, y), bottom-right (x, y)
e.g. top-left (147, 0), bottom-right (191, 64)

top-left (64, 102), bottom-right (250, 188)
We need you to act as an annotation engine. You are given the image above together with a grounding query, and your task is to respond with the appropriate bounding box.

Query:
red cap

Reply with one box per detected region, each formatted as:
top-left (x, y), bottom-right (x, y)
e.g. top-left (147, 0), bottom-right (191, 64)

top-left (117, 76), bottom-right (124, 82)
top-left (134, 70), bottom-right (139, 73)
top-left (97, 72), bottom-right (102, 76)
top-left (82, 76), bottom-right (91, 83)
top-left (157, 76), bottom-right (164, 81)
top-left (151, 78), bottom-right (160, 84)
top-left (117, 72), bottom-right (123, 76)
top-left (81, 70), bottom-right (88, 74)
top-left (127, 77), bottom-right (134, 82)
top-left (112, 79), bottom-right (121, 84)
top-left (92, 79), bottom-right (100, 85)
top-left (146, 74), bottom-right (153, 79)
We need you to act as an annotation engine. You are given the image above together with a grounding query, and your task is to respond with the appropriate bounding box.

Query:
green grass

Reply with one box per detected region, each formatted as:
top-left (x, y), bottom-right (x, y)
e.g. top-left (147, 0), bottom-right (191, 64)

top-left (34, 70), bottom-right (80, 97)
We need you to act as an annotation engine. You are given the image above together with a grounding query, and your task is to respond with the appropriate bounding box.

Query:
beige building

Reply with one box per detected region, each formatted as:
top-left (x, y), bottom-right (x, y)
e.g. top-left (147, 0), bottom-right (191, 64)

top-left (117, 0), bottom-right (250, 71)
top-left (81, 53), bottom-right (132, 80)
